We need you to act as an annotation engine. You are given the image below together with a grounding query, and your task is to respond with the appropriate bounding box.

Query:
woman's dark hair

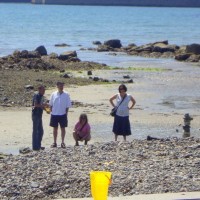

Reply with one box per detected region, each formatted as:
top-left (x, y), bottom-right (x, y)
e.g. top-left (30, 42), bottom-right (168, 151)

top-left (79, 113), bottom-right (88, 123)
top-left (118, 84), bottom-right (127, 92)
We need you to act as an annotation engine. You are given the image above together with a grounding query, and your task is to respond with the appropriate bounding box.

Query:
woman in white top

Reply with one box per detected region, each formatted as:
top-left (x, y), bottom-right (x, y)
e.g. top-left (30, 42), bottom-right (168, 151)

top-left (109, 84), bottom-right (136, 141)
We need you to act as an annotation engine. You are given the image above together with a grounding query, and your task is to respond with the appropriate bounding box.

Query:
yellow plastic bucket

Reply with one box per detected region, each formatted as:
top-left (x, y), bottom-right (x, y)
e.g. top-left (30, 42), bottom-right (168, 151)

top-left (90, 171), bottom-right (112, 200)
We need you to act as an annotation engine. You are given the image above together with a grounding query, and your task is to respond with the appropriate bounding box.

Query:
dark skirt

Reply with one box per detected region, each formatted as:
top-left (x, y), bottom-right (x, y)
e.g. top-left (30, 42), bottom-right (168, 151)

top-left (112, 115), bottom-right (131, 136)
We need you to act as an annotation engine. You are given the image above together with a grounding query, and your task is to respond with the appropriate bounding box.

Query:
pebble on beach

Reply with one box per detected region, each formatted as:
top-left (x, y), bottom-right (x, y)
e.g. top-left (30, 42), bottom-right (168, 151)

top-left (1, 138), bottom-right (200, 199)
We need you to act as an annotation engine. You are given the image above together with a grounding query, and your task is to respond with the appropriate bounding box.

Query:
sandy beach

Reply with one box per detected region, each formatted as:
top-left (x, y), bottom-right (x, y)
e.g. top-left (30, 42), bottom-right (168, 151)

top-left (1, 61), bottom-right (200, 154)
top-left (1, 54), bottom-right (200, 200)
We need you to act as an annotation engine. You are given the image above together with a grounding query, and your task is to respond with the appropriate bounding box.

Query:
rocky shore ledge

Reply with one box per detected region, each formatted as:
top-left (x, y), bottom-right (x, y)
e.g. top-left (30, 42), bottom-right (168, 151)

top-left (0, 46), bottom-right (111, 108)
top-left (1, 138), bottom-right (200, 199)
top-left (89, 39), bottom-right (200, 63)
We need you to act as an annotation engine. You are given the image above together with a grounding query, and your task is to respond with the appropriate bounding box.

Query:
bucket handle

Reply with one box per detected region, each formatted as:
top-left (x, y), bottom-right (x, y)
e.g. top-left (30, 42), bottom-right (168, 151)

top-left (105, 174), bottom-right (112, 185)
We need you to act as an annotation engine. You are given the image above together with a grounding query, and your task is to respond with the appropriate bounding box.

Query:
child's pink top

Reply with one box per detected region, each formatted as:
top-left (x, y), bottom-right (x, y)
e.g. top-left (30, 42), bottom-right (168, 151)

top-left (75, 122), bottom-right (91, 138)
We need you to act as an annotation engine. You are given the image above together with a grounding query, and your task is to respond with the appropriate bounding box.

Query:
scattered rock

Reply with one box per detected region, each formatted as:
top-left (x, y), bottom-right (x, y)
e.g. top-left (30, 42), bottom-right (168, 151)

top-left (35, 45), bottom-right (47, 56)
top-left (55, 43), bottom-right (70, 47)
top-left (123, 75), bottom-right (130, 79)
top-left (19, 147), bottom-right (32, 154)
top-left (87, 71), bottom-right (92, 75)
top-left (93, 41), bottom-right (102, 45)
top-left (108, 53), bottom-right (117, 56)
top-left (124, 79), bottom-right (133, 83)
top-left (93, 76), bottom-right (100, 81)
top-left (104, 39), bottom-right (122, 48)
top-left (0, 152), bottom-right (10, 159)
top-left (2, 97), bottom-right (8, 102)
top-left (62, 73), bottom-right (71, 78)
top-left (58, 51), bottom-right (77, 61)
top-left (128, 43), bottom-right (137, 47)
top-left (24, 85), bottom-right (34, 90)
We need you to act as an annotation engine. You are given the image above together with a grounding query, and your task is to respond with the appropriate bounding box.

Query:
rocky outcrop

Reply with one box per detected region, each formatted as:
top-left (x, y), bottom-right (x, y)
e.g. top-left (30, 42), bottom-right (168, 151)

top-left (0, 48), bottom-right (109, 107)
top-left (127, 41), bottom-right (179, 55)
top-left (13, 50), bottom-right (41, 59)
top-left (186, 44), bottom-right (200, 55)
top-left (0, 0), bottom-right (29, 2)
top-left (0, 50), bottom-right (54, 70)
top-left (94, 39), bottom-right (123, 52)
top-left (0, 48), bottom-right (82, 71)
top-left (89, 39), bottom-right (200, 63)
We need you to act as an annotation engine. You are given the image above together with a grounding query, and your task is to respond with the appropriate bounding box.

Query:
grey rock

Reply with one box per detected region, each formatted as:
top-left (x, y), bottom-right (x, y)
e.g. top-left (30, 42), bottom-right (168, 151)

top-left (123, 75), bottom-right (130, 79)
top-left (59, 51), bottom-right (77, 61)
top-left (175, 53), bottom-right (191, 61)
top-left (186, 43), bottom-right (200, 55)
top-left (104, 39), bottom-right (122, 48)
top-left (93, 41), bottom-right (102, 45)
top-left (62, 73), bottom-right (71, 78)
top-left (35, 45), bottom-right (47, 56)
top-left (19, 147), bottom-right (32, 154)
top-left (48, 53), bottom-right (58, 59)
top-left (93, 76), bottom-right (99, 81)
top-left (30, 182), bottom-right (39, 188)
top-left (24, 85), bottom-right (34, 90)
top-left (87, 71), bottom-right (92, 75)
top-left (55, 43), bottom-right (70, 47)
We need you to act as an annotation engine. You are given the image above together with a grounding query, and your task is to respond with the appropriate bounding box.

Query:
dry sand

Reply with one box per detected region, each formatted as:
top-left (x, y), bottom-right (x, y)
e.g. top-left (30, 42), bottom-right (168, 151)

top-left (0, 65), bottom-right (200, 154)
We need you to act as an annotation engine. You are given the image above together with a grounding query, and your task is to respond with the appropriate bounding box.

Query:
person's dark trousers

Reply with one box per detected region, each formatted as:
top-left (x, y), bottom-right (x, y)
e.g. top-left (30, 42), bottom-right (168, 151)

top-left (32, 114), bottom-right (43, 150)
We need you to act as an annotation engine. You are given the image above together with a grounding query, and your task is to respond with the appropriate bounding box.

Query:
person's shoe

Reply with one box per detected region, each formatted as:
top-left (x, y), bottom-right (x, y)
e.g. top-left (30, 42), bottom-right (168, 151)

top-left (51, 143), bottom-right (57, 148)
top-left (40, 147), bottom-right (45, 150)
top-left (33, 148), bottom-right (40, 151)
top-left (75, 142), bottom-right (79, 146)
top-left (61, 143), bottom-right (66, 148)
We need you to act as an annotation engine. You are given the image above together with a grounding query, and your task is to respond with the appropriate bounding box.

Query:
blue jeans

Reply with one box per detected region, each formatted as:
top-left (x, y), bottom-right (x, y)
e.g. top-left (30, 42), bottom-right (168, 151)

top-left (32, 114), bottom-right (43, 150)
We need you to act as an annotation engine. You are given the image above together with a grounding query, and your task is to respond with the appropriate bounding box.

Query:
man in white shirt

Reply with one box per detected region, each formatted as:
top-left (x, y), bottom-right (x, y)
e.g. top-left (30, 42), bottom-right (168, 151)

top-left (49, 82), bottom-right (71, 148)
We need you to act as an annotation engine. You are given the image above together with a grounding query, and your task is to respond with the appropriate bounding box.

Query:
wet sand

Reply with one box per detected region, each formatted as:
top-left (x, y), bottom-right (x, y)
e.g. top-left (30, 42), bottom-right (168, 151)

top-left (0, 60), bottom-right (200, 154)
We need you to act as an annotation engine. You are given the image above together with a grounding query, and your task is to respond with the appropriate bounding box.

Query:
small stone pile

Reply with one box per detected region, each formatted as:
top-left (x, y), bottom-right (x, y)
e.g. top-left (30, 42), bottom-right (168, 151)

top-left (1, 138), bottom-right (200, 199)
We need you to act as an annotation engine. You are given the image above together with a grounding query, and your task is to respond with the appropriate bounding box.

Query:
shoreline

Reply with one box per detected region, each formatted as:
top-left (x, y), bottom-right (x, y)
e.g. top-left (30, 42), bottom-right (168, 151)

top-left (0, 47), bottom-right (200, 154)
top-left (1, 79), bottom-right (200, 155)
top-left (1, 58), bottom-right (200, 154)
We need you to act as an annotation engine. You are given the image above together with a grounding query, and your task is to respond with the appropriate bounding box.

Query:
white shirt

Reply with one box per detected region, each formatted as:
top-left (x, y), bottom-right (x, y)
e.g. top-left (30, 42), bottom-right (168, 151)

top-left (116, 93), bottom-right (131, 117)
top-left (49, 91), bottom-right (71, 115)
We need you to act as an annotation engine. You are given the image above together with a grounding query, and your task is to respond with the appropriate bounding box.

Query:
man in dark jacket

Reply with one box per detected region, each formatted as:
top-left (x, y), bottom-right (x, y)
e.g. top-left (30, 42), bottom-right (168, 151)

top-left (32, 85), bottom-right (46, 150)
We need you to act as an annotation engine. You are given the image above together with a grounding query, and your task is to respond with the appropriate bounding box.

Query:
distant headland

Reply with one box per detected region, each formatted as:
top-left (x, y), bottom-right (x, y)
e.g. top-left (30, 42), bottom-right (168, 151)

top-left (1, 0), bottom-right (200, 7)
top-left (0, 0), bottom-right (29, 2)
top-left (32, 0), bottom-right (200, 7)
